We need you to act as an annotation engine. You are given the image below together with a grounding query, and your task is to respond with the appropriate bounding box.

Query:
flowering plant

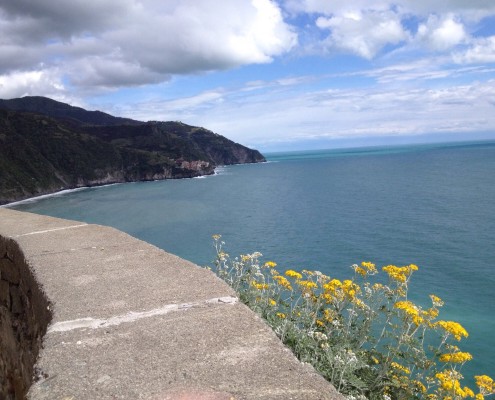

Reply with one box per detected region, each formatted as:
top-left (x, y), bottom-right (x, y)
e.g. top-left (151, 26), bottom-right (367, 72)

top-left (211, 235), bottom-right (494, 400)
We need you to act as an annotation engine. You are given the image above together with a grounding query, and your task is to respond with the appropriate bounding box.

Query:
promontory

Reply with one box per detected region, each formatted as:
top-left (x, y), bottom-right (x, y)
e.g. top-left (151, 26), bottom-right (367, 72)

top-left (0, 96), bottom-right (265, 205)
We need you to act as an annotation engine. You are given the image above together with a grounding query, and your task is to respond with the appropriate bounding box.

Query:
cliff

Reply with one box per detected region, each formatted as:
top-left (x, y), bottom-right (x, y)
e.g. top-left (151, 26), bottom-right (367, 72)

top-left (0, 97), bottom-right (265, 205)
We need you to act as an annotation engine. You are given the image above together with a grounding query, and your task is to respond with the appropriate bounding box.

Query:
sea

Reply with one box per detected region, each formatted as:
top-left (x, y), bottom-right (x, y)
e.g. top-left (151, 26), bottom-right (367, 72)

top-left (7, 139), bottom-right (495, 381)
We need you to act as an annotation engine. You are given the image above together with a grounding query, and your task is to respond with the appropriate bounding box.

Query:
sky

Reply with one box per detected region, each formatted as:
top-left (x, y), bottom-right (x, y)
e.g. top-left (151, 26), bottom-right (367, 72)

top-left (1, 1), bottom-right (495, 152)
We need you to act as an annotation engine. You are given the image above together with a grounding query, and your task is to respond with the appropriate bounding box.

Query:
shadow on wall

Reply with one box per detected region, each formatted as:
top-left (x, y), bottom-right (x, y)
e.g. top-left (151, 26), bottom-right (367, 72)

top-left (0, 236), bottom-right (52, 399)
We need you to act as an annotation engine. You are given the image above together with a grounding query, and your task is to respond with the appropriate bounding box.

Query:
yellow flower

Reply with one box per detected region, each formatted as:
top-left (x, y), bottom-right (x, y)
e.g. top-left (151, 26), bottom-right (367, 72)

top-left (297, 280), bottom-right (318, 290)
top-left (212, 234), bottom-right (221, 240)
top-left (359, 261), bottom-right (377, 275)
top-left (276, 312), bottom-right (286, 319)
top-left (394, 300), bottom-right (422, 325)
top-left (437, 320), bottom-right (469, 341)
top-left (475, 375), bottom-right (495, 394)
top-left (430, 294), bottom-right (444, 307)
top-left (264, 261), bottom-right (277, 268)
top-left (251, 281), bottom-right (269, 291)
top-left (412, 380), bottom-right (427, 393)
top-left (425, 307), bottom-right (439, 319)
top-left (285, 269), bottom-right (303, 280)
top-left (323, 308), bottom-right (336, 322)
top-left (323, 279), bottom-right (342, 292)
top-left (391, 362), bottom-right (411, 375)
top-left (321, 293), bottom-right (333, 303)
top-left (439, 352), bottom-right (473, 363)
top-left (342, 279), bottom-right (360, 300)
top-left (268, 298), bottom-right (277, 307)
top-left (323, 278), bottom-right (360, 301)
top-left (361, 261), bottom-right (375, 269)
top-left (273, 275), bottom-right (293, 290)
top-left (382, 265), bottom-right (407, 283)
top-left (435, 371), bottom-right (474, 398)
top-left (353, 298), bottom-right (366, 309)
top-left (382, 264), bottom-right (418, 283)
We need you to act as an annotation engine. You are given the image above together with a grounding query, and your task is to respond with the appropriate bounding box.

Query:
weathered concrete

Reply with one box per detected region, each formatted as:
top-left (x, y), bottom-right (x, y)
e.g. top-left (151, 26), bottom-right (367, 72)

top-left (0, 208), bottom-right (344, 400)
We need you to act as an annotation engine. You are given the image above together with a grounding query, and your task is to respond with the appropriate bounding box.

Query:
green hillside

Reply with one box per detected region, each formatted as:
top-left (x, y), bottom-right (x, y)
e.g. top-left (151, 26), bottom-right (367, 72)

top-left (0, 97), bottom-right (265, 204)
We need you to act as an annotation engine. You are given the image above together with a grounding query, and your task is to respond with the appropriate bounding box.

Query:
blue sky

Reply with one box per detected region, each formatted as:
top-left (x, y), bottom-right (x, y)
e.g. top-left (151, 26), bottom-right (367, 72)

top-left (1, 1), bottom-right (495, 151)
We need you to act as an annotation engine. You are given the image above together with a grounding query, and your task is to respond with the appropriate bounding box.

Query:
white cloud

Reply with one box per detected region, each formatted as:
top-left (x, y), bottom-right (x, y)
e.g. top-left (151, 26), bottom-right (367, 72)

top-left (453, 36), bottom-right (495, 64)
top-left (284, 0), bottom-right (495, 60)
top-left (0, 0), bottom-right (296, 92)
top-left (119, 0), bottom-right (296, 73)
top-left (0, 69), bottom-right (66, 99)
top-left (417, 14), bottom-right (467, 51)
top-left (110, 72), bottom-right (495, 149)
top-left (315, 10), bottom-right (408, 59)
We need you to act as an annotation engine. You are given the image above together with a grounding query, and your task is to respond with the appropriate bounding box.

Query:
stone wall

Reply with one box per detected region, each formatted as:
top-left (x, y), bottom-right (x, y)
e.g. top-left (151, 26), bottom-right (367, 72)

top-left (0, 208), bottom-right (343, 400)
top-left (0, 236), bottom-right (51, 399)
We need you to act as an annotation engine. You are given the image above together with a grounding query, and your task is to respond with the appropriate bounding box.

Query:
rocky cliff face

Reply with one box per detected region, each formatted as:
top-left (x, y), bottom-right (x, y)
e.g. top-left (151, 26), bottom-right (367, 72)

top-left (0, 97), bottom-right (265, 205)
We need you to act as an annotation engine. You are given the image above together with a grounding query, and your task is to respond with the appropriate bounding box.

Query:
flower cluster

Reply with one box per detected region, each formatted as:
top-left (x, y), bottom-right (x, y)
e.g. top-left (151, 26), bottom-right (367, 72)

top-left (353, 261), bottom-right (377, 277)
top-left (437, 320), bottom-right (470, 341)
top-left (382, 263), bottom-right (418, 283)
top-left (435, 370), bottom-right (475, 398)
top-left (476, 375), bottom-right (495, 396)
top-left (439, 352), bottom-right (473, 363)
top-left (211, 236), bottom-right (493, 400)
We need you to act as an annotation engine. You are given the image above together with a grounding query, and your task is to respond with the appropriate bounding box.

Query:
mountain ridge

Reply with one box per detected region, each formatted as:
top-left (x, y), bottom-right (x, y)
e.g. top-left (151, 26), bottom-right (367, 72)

top-left (0, 96), bottom-right (265, 205)
top-left (0, 96), bottom-right (142, 127)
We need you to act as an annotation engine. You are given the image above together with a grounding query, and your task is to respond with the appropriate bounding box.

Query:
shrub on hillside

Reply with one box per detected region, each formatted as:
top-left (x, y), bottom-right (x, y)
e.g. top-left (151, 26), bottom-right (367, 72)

top-left (211, 235), bottom-right (494, 400)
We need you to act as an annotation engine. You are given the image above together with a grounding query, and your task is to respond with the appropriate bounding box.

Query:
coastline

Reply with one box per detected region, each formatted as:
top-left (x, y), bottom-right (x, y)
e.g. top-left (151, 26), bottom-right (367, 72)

top-left (0, 184), bottom-right (121, 208)
top-left (1, 165), bottom-right (234, 208)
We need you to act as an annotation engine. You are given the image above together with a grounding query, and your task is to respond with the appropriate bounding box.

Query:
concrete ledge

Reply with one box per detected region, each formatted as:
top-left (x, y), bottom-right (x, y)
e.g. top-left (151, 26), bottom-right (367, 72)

top-left (0, 208), bottom-right (343, 400)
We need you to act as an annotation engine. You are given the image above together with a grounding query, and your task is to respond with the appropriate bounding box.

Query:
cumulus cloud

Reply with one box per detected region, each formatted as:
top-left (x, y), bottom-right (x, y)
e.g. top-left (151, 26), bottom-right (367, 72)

top-left (315, 10), bottom-right (408, 59)
top-left (0, 0), bottom-right (296, 94)
top-left (112, 0), bottom-right (296, 74)
top-left (284, 0), bottom-right (495, 60)
top-left (417, 14), bottom-right (467, 51)
top-left (0, 0), bottom-right (132, 47)
top-left (453, 36), bottom-right (495, 63)
top-left (0, 69), bottom-right (66, 100)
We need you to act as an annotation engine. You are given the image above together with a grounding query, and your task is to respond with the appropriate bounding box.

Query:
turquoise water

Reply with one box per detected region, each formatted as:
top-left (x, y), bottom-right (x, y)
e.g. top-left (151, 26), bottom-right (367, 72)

top-left (9, 140), bottom-right (495, 379)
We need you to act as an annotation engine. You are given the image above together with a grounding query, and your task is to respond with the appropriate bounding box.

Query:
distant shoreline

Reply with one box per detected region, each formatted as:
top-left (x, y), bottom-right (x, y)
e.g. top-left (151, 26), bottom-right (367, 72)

top-left (1, 165), bottom-right (235, 208)
top-left (0, 185), bottom-right (120, 208)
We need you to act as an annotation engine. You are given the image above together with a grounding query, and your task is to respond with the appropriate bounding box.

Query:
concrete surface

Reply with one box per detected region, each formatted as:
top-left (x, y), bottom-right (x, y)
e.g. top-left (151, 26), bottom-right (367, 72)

top-left (0, 208), bottom-right (344, 400)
